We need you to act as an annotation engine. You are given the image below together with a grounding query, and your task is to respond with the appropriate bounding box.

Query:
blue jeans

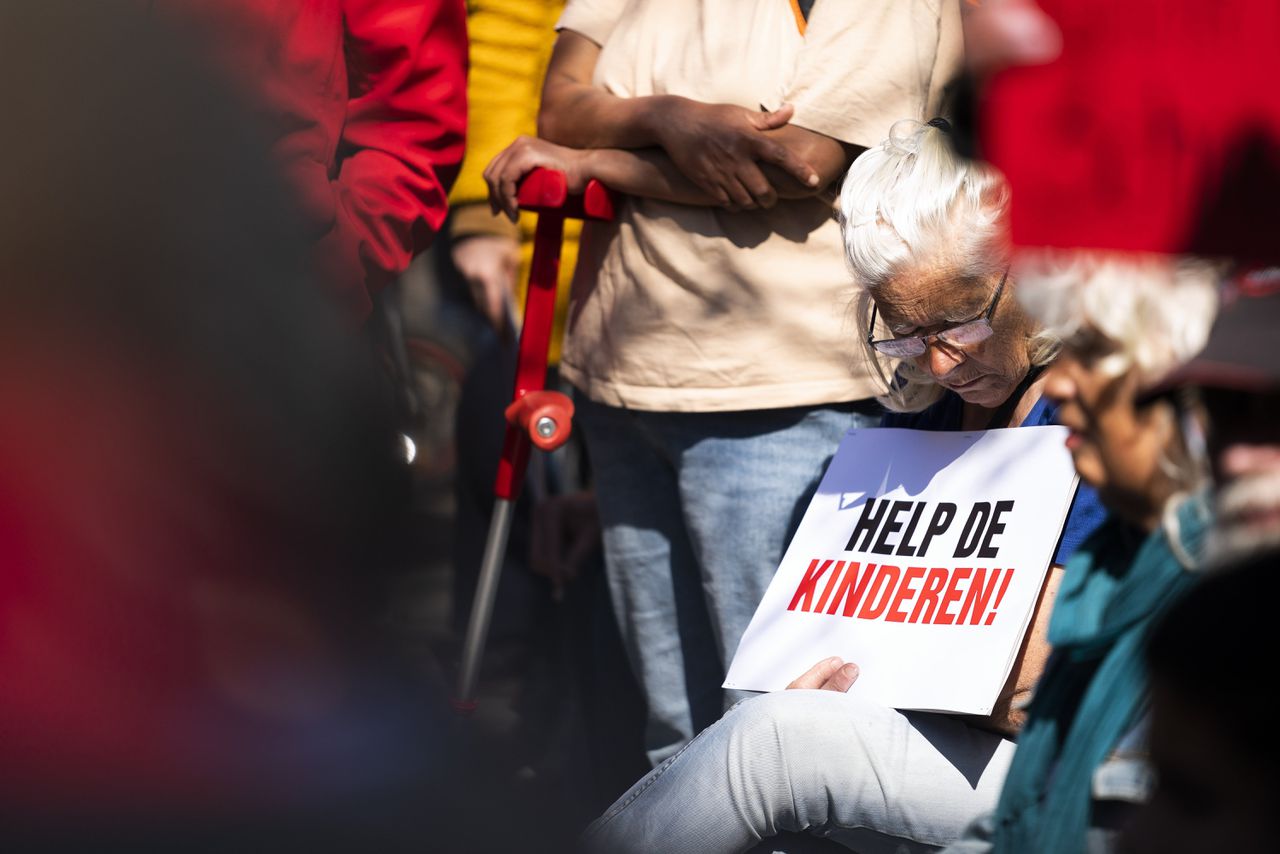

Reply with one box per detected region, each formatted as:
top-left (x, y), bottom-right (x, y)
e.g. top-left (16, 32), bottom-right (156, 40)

top-left (584, 690), bottom-right (1016, 854)
top-left (577, 397), bottom-right (878, 765)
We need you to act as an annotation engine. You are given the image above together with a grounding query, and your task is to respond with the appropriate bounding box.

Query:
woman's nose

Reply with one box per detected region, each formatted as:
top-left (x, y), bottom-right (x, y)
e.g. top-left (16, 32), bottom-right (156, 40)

top-left (1042, 361), bottom-right (1074, 403)
top-left (920, 338), bottom-right (964, 380)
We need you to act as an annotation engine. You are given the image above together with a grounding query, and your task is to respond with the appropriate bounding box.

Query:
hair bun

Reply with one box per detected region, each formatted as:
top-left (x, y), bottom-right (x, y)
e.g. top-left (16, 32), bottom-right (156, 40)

top-left (885, 118), bottom-right (933, 156)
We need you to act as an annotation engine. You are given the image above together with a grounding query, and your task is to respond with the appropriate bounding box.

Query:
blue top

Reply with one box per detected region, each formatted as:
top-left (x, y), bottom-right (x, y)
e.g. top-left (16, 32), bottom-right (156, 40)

top-left (882, 392), bottom-right (1108, 566)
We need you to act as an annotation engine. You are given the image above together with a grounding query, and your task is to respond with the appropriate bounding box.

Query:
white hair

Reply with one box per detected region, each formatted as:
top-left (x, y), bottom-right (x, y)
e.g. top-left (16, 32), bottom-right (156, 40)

top-left (840, 119), bottom-right (1010, 289)
top-left (1020, 250), bottom-right (1223, 541)
top-left (838, 119), bottom-right (1056, 412)
top-left (1015, 250), bottom-right (1222, 386)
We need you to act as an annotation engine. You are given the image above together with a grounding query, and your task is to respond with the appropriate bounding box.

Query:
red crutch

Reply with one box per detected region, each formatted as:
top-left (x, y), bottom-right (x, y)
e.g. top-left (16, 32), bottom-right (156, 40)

top-left (453, 168), bottom-right (617, 713)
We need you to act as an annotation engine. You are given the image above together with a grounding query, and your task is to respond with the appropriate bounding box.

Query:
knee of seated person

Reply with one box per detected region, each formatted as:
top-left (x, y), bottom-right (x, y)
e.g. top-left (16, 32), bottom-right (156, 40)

top-left (727, 690), bottom-right (856, 759)
top-left (719, 690), bottom-right (867, 828)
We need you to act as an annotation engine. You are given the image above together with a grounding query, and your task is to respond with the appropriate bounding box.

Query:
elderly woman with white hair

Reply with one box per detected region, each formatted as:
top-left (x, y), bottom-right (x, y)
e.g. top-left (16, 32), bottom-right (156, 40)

top-left (844, 120), bottom-right (1061, 427)
top-left (581, 120), bottom-right (1115, 854)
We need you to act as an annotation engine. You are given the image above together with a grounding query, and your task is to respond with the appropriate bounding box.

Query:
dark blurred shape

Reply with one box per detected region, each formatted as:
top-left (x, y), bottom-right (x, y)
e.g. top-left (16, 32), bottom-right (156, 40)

top-left (1124, 552), bottom-right (1280, 854)
top-left (974, 0), bottom-right (1280, 262)
top-left (0, 3), bottom-right (451, 848)
top-left (1163, 272), bottom-right (1280, 391)
top-left (1147, 283), bottom-right (1280, 563)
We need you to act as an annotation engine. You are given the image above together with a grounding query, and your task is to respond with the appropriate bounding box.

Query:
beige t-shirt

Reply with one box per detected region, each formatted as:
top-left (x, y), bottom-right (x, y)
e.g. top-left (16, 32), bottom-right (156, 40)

top-left (558, 0), bottom-right (961, 411)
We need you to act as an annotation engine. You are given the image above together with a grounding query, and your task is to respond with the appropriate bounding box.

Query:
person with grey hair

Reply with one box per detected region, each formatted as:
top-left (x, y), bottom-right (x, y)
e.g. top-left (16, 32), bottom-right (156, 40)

top-left (841, 119), bottom-right (1060, 418)
top-left (849, 120), bottom-right (1109, 734)
top-left (578, 120), bottom-right (1110, 854)
top-left (938, 251), bottom-right (1221, 854)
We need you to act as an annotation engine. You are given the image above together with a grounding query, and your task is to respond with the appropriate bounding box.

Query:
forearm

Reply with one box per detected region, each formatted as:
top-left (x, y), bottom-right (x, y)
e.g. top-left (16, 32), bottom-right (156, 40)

top-left (333, 0), bottom-right (467, 300)
top-left (539, 82), bottom-right (680, 150)
top-left (760, 133), bottom-right (863, 198)
top-left (583, 146), bottom-right (845, 207)
top-left (486, 134), bottom-right (840, 221)
top-left (582, 147), bottom-right (719, 206)
top-left (537, 31), bottom-right (674, 149)
top-left (538, 30), bottom-right (857, 208)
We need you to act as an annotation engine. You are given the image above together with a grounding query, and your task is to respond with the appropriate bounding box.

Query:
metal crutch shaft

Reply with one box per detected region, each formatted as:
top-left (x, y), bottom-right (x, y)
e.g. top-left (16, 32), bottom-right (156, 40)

top-left (453, 169), bottom-right (617, 713)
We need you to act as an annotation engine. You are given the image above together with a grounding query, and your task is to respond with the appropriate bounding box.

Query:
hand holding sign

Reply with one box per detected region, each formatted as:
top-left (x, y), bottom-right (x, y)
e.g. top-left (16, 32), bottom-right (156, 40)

top-left (724, 426), bottom-right (1079, 715)
top-left (786, 657), bottom-right (861, 692)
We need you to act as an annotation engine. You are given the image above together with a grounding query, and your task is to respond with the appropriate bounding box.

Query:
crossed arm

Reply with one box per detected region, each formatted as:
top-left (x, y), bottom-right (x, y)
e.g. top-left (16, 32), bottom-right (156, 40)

top-left (485, 30), bottom-right (862, 218)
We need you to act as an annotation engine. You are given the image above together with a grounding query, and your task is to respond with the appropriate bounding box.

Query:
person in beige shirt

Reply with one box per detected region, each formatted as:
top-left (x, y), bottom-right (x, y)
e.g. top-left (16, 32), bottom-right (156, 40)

top-left (486, 0), bottom-right (961, 765)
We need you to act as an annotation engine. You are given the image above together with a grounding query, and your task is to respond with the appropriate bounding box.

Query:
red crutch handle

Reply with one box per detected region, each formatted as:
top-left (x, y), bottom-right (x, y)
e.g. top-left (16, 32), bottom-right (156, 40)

top-left (492, 169), bottom-right (617, 501)
top-left (516, 168), bottom-right (618, 221)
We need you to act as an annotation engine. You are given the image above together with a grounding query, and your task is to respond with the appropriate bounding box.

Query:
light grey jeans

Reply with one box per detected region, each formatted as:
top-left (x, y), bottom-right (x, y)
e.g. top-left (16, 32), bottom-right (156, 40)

top-left (577, 397), bottom-right (879, 766)
top-left (583, 689), bottom-right (1015, 854)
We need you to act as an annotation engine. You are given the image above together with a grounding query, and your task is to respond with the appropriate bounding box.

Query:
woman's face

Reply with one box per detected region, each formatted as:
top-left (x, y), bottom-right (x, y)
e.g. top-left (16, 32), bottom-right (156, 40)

top-left (875, 264), bottom-right (1038, 408)
top-left (1043, 339), bottom-right (1183, 529)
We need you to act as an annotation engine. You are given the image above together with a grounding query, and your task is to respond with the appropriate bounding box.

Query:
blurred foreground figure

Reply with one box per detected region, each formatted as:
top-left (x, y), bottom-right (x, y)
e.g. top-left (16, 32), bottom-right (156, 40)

top-left (1170, 280), bottom-right (1280, 564)
top-left (1123, 551), bottom-right (1280, 854)
top-left (965, 0), bottom-right (1280, 264)
top-left (0, 5), bottom-right (450, 849)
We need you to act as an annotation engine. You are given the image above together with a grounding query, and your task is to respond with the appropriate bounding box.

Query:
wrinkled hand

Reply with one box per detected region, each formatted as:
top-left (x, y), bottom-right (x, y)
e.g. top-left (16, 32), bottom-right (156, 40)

top-left (484, 135), bottom-right (592, 222)
top-left (654, 100), bottom-right (819, 210)
top-left (452, 234), bottom-right (520, 332)
top-left (530, 491), bottom-right (602, 596)
top-left (786, 656), bottom-right (860, 692)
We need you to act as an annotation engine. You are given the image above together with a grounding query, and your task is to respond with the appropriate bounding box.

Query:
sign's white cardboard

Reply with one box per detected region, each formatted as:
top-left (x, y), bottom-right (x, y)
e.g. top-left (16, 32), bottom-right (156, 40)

top-left (724, 426), bottom-right (1079, 715)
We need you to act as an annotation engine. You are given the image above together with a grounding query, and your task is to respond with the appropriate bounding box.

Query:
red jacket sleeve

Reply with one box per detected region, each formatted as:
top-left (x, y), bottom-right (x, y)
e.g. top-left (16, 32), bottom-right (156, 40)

top-left (321, 0), bottom-right (468, 314)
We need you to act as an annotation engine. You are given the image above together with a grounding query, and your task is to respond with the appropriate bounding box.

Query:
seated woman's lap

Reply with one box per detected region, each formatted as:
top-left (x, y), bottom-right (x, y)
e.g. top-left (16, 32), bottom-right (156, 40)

top-left (584, 689), bottom-right (1015, 854)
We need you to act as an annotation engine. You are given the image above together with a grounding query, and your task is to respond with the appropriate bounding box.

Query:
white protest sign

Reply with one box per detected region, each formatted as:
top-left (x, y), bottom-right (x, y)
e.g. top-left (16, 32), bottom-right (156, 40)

top-left (724, 425), bottom-right (1079, 715)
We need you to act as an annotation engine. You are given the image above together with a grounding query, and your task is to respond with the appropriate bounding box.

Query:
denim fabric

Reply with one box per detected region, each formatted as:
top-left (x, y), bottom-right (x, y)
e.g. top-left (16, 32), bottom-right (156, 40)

top-left (583, 690), bottom-right (1016, 853)
top-left (577, 397), bottom-right (879, 765)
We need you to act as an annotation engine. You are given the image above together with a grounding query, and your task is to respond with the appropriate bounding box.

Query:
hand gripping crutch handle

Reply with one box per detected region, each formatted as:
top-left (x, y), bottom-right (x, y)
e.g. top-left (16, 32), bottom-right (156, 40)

top-left (454, 169), bottom-right (617, 713)
top-left (492, 169), bottom-right (616, 500)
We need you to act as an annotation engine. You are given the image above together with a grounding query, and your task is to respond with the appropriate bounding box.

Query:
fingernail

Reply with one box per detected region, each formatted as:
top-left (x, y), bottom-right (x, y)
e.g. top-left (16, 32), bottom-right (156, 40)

top-left (842, 663), bottom-right (859, 678)
top-left (807, 173), bottom-right (820, 187)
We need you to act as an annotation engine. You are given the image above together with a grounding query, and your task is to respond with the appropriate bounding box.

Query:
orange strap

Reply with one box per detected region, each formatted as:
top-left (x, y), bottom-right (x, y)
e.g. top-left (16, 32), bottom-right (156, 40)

top-left (788, 0), bottom-right (807, 34)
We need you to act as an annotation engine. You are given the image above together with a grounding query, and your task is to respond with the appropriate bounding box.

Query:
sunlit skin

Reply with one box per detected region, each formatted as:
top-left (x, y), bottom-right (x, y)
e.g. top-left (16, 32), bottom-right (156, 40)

top-left (1043, 346), bottom-right (1186, 533)
top-left (874, 263), bottom-right (1042, 426)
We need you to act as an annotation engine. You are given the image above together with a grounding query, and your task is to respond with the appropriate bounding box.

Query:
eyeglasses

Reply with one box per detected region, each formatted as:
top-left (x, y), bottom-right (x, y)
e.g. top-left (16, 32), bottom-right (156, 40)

top-left (866, 268), bottom-right (1009, 359)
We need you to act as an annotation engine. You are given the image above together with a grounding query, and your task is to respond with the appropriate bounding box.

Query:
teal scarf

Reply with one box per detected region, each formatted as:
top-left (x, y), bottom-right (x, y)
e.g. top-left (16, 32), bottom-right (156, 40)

top-left (991, 494), bottom-right (1210, 853)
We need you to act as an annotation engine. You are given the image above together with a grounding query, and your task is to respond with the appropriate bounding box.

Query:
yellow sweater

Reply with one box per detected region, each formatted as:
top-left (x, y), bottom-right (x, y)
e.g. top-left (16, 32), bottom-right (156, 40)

top-left (449, 0), bottom-right (580, 365)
